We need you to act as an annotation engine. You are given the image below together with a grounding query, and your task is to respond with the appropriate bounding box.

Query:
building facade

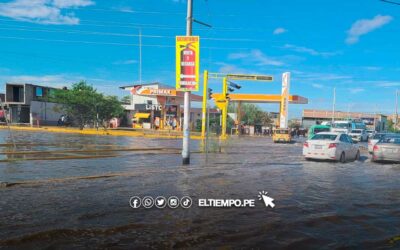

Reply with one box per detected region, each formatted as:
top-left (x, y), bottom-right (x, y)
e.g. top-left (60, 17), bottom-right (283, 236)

top-left (4, 83), bottom-right (63, 125)
top-left (302, 109), bottom-right (388, 131)
top-left (120, 83), bottom-right (218, 130)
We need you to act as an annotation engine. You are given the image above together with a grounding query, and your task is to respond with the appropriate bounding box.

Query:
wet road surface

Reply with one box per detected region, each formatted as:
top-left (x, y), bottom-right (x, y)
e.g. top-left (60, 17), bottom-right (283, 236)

top-left (0, 130), bottom-right (399, 249)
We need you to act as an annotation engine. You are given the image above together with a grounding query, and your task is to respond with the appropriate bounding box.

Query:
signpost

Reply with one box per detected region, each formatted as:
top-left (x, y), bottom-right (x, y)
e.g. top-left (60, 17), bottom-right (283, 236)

top-left (176, 36), bottom-right (200, 92)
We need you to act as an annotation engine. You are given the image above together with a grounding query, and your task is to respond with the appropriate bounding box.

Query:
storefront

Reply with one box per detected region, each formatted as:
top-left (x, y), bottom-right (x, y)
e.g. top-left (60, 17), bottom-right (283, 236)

top-left (120, 83), bottom-right (203, 130)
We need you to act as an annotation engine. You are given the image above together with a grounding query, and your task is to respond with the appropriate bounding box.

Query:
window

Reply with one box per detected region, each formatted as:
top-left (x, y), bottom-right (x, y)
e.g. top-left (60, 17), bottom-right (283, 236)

top-left (339, 134), bottom-right (348, 143)
top-left (314, 128), bottom-right (330, 134)
top-left (35, 87), bottom-right (43, 97)
top-left (147, 100), bottom-right (153, 105)
top-left (311, 134), bottom-right (337, 140)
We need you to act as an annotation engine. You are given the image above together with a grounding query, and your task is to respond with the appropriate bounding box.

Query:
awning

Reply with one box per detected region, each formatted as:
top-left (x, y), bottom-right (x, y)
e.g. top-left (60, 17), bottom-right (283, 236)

top-left (134, 113), bottom-right (150, 119)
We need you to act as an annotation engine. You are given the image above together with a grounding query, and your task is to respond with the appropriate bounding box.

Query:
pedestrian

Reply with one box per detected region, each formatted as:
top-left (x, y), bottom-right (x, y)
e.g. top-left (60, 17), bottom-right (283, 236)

top-left (172, 117), bottom-right (177, 130)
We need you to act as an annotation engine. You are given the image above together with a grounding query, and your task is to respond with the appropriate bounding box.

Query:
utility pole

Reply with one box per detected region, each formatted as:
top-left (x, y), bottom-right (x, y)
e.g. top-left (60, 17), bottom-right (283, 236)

top-left (139, 28), bottom-right (142, 84)
top-left (396, 89), bottom-right (399, 131)
top-left (332, 87), bottom-right (336, 124)
top-left (182, 0), bottom-right (193, 165)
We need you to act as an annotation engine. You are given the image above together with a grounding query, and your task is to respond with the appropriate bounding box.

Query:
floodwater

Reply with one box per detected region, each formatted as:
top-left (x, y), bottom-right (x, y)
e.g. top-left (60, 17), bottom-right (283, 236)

top-left (0, 130), bottom-right (400, 249)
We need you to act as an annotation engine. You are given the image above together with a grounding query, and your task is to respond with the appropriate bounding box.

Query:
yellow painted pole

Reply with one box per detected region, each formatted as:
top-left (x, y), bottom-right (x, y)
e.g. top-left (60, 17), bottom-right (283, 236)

top-left (221, 77), bottom-right (228, 139)
top-left (201, 70), bottom-right (208, 139)
top-left (236, 101), bottom-right (241, 135)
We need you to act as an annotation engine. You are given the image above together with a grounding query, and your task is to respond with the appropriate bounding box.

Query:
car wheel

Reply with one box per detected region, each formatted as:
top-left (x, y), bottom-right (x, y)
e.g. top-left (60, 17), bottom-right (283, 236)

top-left (340, 152), bottom-right (346, 163)
top-left (355, 150), bottom-right (360, 161)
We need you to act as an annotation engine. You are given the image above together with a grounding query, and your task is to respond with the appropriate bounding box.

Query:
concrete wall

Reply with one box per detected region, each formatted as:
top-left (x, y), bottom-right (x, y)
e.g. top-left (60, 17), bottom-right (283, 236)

top-left (30, 101), bottom-right (63, 126)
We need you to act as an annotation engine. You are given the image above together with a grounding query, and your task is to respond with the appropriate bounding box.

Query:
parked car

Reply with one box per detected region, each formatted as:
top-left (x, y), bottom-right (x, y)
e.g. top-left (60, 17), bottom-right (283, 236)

top-left (348, 129), bottom-right (368, 142)
top-left (307, 125), bottom-right (331, 139)
top-left (372, 135), bottom-right (400, 163)
top-left (303, 132), bottom-right (360, 163)
top-left (366, 129), bottom-right (375, 139)
top-left (368, 133), bottom-right (394, 154)
top-left (272, 128), bottom-right (291, 143)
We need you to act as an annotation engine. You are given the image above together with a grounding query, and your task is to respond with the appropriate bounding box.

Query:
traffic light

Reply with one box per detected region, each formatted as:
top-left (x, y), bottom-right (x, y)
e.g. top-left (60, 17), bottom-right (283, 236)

top-left (207, 88), bottom-right (213, 100)
top-left (229, 81), bottom-right (242, 90)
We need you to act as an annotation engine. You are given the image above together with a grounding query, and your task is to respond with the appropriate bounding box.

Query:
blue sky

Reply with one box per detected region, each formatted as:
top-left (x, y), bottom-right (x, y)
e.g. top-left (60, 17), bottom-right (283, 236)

top-left (0, 0), bottom-right (399, 118)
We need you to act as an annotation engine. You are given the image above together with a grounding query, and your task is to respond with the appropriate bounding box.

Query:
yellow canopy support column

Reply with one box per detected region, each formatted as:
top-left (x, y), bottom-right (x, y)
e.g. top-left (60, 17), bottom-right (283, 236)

top-left (236, 101), bottom-right (241, 135)
top-left (220, 77), bottom-right (228, 140)
top-left (201, 70), bottom-right (208, 139)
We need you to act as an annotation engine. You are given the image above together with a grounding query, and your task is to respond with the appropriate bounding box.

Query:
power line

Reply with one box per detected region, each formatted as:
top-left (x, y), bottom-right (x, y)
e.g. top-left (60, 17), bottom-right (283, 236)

top-left (381, 0), bottom-right (400, 5)
top-left (0, 35), bottom-right (256, 50)
top-left (0, 17), bottom-right (271, 32)
top-left (0, 24), bottom-right (264, 42)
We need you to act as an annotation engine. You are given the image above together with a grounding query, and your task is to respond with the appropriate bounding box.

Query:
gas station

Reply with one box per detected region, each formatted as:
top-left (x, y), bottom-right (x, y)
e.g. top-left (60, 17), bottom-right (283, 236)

top-left (201, 71), bottom-right (308, 139)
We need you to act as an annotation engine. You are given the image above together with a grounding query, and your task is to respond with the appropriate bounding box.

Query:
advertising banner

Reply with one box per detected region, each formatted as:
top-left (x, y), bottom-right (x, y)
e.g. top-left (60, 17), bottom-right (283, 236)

top-left (280, 72), bottom-right (291, 129)
top-left (176, 36), bottom-right (200, 92)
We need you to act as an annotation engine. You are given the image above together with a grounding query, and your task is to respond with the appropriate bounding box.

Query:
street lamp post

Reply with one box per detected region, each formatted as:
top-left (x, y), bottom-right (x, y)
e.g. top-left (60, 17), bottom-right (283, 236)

top-left (182, 0), bottom-right (193, 165)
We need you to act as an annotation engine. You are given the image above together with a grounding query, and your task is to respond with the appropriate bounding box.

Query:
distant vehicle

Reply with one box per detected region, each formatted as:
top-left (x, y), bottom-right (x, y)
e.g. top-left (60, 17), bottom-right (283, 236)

top-left (372, 135), bottom-right (400, 163)
top-left (366, 129), bottom-right (375, 138)
top-left (331, 121), bottom-right (352, 134)
top-left (368, 133), bottom-right (394, 154)
top-left (303, 132), bottom-right (360, 163)
top-left (308, 125), bottom-right (331, 139)
top-left (348, 129), bottom-right (368, 142)
top-left (272, 128), bottom-right (291, 143)
top-left (320, 121), bottom-right (332, 126)
top-left (331, 120), bottom-right (366, 134)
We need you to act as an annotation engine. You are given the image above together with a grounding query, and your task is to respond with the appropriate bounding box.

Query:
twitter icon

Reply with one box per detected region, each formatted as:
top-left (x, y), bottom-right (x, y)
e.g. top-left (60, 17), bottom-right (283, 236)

top-left (155, 196), bottom-right (167, 208)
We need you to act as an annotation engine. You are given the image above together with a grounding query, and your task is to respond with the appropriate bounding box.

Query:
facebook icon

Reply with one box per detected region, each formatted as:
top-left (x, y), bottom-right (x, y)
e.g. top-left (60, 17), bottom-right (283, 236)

top-left (129, 196), bottom-right (141, 209)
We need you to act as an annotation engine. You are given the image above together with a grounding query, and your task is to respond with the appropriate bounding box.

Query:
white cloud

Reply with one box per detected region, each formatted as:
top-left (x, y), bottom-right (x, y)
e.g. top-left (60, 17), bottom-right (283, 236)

top-left (283, 44), bottom-right (339, 57)
top-left (228, 49), bottom-right (284, 66)
top-left (312, 83), bottom-right (324, 89)
top-left (349, 88), bottom-right (365, 94)
top-left (52, 0), bottom-right (93, 8)
top-left (273, 27), bottom-right (287, 35)
top-left (295, 72), bottom-right (352, 81)
top-left (113, 60), bottom-right (137, 65)
top-left (215, 63), bottom-right (248, 74)
top-left (5, 74), bottom-right (77, 87)
top-left (362, 66), bottom-right (381, 71)
top-left (375, 81), bottom-right (400, 87)
top-left (346, 15), bottom-right (393, 44)
top-left (0, 0), bottom-right (94, 25)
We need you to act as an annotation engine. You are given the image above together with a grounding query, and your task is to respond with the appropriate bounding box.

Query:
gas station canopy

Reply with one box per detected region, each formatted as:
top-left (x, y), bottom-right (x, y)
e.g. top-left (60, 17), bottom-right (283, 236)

top-left (211, 93), bottom-right (308, 104)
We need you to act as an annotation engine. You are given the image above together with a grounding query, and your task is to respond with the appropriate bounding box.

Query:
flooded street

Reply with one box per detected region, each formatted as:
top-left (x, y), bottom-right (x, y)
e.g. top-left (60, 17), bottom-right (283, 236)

top-left (0, 130), bottom-right (400, 249)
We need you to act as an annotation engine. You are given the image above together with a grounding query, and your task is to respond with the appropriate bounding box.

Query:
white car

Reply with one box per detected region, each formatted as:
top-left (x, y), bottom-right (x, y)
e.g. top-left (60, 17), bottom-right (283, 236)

top-left (368, 133), bottom-right (395, 154)
top-left (303, 132), bottom-right (360, 163)
top-left (348, 129), bottom-right (368, 142)
top-left (366, 130), bottom-right (375, 139)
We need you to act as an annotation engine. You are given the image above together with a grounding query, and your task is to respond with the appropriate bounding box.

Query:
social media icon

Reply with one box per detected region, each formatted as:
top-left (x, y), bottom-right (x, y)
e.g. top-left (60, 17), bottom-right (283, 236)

top-left (168, 196), bottom-right (180, 209)
top-left (142, 196), bottom-right (154, 208)
top-left (180, 196), bottom-right (192, 208)
top-left (129, 196), bottom-right (141, 209)
top-left (155, 196), bottom-right (167, 208)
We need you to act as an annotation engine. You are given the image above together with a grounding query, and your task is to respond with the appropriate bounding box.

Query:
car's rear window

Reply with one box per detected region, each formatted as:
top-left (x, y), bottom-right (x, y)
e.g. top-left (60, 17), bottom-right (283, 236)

top-left (373, 134), bottom-right (385, 140)
top-left (275, 130), bottom-right (289, 134)
top-left (380, 136), bottom-right (400, 144)
top-left (314, 128), bottom-right (330, 134)
top-left (311, 134), bottom-right (337, 140)
top-left (351, 130), bottom-right (361, 134)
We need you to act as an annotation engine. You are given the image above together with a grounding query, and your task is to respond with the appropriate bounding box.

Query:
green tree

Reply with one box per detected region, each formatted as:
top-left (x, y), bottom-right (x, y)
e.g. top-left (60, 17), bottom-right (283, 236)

top-left (97, 95), bottom-right (125, 129)
top-left (230, 103), bottom-right (272, 126)
top-left (51, 81), bottom-right (124, 130)
top-left (121, 95), bottom-right (131, 104)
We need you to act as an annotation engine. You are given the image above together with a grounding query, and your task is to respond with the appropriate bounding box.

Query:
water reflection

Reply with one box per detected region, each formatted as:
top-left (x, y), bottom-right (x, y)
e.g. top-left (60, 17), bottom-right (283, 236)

top-left (0, 130), bottom-right (399, 249)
